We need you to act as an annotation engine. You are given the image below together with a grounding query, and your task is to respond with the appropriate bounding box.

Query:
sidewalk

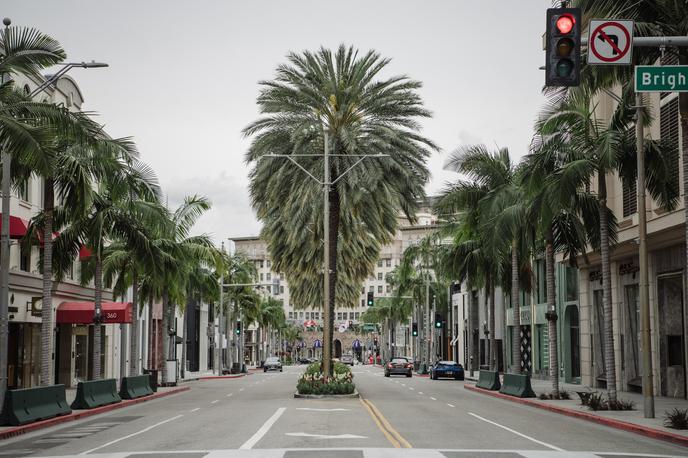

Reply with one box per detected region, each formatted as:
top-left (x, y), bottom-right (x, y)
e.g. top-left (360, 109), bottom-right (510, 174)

top-left (465, 373), bottom-right (688, 447)
top-left (0, 385), bottom-right (189, 441)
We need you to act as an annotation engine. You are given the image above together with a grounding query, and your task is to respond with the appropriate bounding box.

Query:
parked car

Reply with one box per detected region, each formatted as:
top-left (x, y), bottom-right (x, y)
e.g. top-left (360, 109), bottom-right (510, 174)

top-left (297, 357), bottom-right (311, 364)
top-left (264, 356), bottom-right (283, 372)
top-left (384, 357), bottom-right (413, 377)
top-left (340, 354), bottom-right (354, 366)
top-left (430, 361), bottom-right (464, 380)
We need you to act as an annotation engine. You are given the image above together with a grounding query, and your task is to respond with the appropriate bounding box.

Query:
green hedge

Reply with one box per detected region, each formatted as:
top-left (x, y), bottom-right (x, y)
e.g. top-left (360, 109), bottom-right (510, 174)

top-left (297, 362), bottom-right (355, 395)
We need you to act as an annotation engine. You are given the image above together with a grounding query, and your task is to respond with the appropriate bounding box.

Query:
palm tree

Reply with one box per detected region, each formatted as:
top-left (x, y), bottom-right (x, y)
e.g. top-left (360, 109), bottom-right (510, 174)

top-left (0, 21), bottom-right (108, 389)
top-left (536, 85), bottom-right (679, 402)
top-left (244, 45), bottom-right (436, 375)
top-left (247, 296), bottom-right (285, 364)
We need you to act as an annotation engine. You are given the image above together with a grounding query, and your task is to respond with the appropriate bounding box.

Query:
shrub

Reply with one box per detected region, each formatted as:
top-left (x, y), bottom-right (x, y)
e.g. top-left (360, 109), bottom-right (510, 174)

top-left (587, 392), bottom-right (606, 411)
top-left (538, 391), bottom-right (570, 401)
top-left (664, 408), bottom-right (688, 430)
top-left (538, 393), bottom-right (550, 400)
top-left (297, 362), bottom-right (355, 395)
top-left (559, 390), bottom-right (571, 400)
top-left (608, 398), bottom-right (635, 411)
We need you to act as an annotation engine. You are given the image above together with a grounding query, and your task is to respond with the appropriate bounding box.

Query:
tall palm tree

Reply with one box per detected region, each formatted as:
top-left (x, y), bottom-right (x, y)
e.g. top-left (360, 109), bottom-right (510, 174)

top-left (244, 45), bottom-right (436, 375)
top-left (536, 85), bottom-right (678, 401)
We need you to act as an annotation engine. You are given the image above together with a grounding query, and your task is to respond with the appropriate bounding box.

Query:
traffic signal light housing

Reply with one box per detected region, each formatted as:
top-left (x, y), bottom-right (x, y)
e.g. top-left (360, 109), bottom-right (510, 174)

top-left (366, 291), bottom-right (374, 306)
top-left (412, 322), bottom-right (418, 337)
top-left (545, 7), bottom-right (581, 87)
top-left (235, 321), bottom-right (242, 335)
top-left (435, 313), bottom-right (443, 329)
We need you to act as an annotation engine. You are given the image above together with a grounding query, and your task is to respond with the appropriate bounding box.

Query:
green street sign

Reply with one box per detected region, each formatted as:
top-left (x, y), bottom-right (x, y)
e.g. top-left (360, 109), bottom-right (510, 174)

top-left (635, 65), bottom-right (688, 92)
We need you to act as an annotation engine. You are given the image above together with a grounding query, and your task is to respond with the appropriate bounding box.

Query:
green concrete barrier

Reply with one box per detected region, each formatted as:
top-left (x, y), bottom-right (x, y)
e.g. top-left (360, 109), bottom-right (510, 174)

top-left (476, 370), bottom-right (501, 391)
top-left (119, 375), bottom-right (153, 400)
top-left (71, 378), bottom-right (121, 410)
top-left (499, 373), bottom-right (536, 398)
top-left (1, 384), bottom-right (71, 426)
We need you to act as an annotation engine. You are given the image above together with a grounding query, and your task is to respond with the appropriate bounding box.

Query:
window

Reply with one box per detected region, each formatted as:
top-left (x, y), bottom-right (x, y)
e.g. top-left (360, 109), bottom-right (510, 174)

top-left (386, 284), bottom-right (391, 293)
top-left (660, 97), bottom-right (679, 199)
top-left (266, 273), bottom-right (271, 281)
top-left (20, 245), bottom-right (31, 272)
top-left (280, 286), bottom-right (284, 294)
top-left (260, 273), bottom-right (264, 281)
top-left (622, 175), bottom-right (637, 217)
top-left (369, 285), bottom-right (374, 292)
top-left (315, 312), bottom-right (320, 319)
top-left (377, 285), bottom-right (382, 294)
top-left (16, 178), bottom-right (29, 201)
top-left (361, 288), bottom-right (365, 294)
top-left (67, 262), bottom-right (74, 280)
top-left (267, 260), bottom-right (271, 268)
top-left (377, 272), bottom-right (383, 280)
top-left (337, 312), bottom-right (342, 320)
top-left (259, 260), bottom-right (264, 268)
top-left (305, 312), bottom-right (310, 319)
top-left (377, 259), bottom-right (383, 267)
top-left (299, 312), bottom-right (304, 319)
top-left (361, 299), bottom-right (365, 307)
top-left (386, 259), bottom-right (391, 267)
top-left (355, 312), bottom-right (360, 319)
top-left (266, 285), bottom-right (271, 293)
top-left (289, 312), bottom-right (294, 319)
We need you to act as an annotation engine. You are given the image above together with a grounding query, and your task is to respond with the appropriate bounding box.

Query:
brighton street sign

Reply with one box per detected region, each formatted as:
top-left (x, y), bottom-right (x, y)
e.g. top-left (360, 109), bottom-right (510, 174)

top-left (587, 19), bottom-right (634, 65)
top-left (635, 65), bottom-right (688, 92)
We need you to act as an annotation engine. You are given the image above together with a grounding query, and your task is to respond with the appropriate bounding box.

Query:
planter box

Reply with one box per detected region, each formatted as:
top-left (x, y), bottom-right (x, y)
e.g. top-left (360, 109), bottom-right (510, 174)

top-left (294, 390), bottom-right (360, 399)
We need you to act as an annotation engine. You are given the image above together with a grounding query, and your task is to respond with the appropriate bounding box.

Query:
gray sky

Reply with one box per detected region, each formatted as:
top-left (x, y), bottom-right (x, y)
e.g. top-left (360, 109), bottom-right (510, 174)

top-left (5, 0), bottom-right (551, 242)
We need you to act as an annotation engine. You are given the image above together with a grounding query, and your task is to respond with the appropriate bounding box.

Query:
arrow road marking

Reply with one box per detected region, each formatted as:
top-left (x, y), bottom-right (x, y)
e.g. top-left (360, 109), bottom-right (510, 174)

top-left (285, 432), bottom-right (368, 439)
top-left (295, 408), bottom-right (349, 412)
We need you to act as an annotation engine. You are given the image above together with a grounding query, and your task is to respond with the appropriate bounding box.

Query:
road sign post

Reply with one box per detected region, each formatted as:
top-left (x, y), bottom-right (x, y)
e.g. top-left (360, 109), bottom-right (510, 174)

top-left (587, 20), bottom-right (633, 65)
top-left (635, 65), bottom-right (688, 92)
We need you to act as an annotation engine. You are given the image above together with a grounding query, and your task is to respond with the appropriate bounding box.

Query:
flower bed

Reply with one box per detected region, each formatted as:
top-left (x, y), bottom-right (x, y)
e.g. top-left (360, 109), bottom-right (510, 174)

top-left (296, 362), bottom-right (355, 395)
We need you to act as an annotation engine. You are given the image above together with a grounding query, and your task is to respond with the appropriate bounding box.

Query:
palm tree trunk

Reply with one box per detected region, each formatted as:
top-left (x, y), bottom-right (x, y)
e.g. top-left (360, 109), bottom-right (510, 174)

top-left (324, 187), bottom-right (340, 376)
top-left (489, 279), bottom-right (496, 371)
top-left (161, 287), bottom-right (170, 383)
top-left (546, 226), bottom-right (559, 397)
top-left (40, 176), bottom-right (54, 386)
top-left (147, 293), bottom-right (153, 371)
top-left (129, 273), bottom-right (139, 375)
top-left (92, 252), bottom-right (103, 380)
top-left (511, 239), bottom-right (521, 373)
top-left (599, 172), bottom-right (617, 403)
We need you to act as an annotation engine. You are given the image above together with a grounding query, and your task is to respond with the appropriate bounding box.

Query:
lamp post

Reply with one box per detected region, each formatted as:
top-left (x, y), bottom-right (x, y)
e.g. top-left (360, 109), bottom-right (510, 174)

top-left (0, 15), bottom-right (106, 407)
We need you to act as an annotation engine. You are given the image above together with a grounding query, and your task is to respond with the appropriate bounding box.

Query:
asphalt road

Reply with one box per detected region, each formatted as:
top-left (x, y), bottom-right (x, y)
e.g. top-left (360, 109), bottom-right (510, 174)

top-left (1, 365), bottom-right (686, 457)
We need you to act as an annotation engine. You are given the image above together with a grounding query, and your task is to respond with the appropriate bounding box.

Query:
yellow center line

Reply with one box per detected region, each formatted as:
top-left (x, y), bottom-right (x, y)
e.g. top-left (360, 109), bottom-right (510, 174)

top-left (360, 398), bottom-right (412, 448)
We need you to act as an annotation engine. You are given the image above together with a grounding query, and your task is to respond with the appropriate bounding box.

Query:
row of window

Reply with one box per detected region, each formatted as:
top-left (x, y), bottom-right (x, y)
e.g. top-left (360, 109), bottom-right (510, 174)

top-left (287, 310), bottom-right (362, 321)
top-left (377, 258), bottom-right (394, 268)
top-left (255, 260), bottom-right (272, 269)
top-left (361, 284), bottom-right (392, 295)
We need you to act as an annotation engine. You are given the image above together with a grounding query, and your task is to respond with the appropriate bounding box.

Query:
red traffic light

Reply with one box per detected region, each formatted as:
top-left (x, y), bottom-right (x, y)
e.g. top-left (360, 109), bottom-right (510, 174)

top-left (556, 14), bottom-right (575, 34)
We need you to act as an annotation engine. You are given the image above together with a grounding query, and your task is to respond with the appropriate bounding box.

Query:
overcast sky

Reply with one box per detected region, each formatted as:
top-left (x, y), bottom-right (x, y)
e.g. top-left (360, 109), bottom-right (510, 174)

top-left (5, 0), bottom-right (551, 243)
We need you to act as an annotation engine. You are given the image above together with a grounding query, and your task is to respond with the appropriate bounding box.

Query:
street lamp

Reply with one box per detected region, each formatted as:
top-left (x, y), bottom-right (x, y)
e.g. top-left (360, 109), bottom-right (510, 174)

top-left (0, 16), bottom-right (107, 401)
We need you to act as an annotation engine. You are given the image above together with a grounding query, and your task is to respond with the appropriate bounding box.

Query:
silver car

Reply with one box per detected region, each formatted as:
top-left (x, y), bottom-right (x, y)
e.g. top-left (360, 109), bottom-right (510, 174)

top-left (264, 356), bottom-right (283, 372)
top-left (340, 354), bottom-right (354, 366)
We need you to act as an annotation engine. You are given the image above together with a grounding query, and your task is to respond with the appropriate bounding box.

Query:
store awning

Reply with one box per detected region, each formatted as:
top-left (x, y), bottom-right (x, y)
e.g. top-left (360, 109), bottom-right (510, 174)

top-left (79, 244), bottom-right (93, 260)
top-left (0, 214), bottom-right (29, 239)
top-left (56, 301), bottom-right (133, 324)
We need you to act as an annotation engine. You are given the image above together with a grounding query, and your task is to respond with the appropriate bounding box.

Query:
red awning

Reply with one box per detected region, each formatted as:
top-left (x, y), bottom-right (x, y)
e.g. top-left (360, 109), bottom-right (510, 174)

top-left (79, 245), bottom-right (93, 261)
top-left (56, 301), bottom-right (133, 324)
top-left (0, 214), bottom-right (29, 239)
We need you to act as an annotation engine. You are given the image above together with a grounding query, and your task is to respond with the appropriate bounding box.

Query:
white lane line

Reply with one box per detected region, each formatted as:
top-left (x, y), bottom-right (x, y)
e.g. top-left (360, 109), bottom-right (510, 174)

top-left (239, 387), bottom-right (245, 391)
top-left (211, 400), bottom-right (220, 404)
top-left (227, 393), bottom-right (234, 397)
top-left (239, 407), bottom-right (286, 450)
top-left (418, 392), bottom-right (424, 395)
top-left (401, 383), bottom-right (406, 386)
top-left (468, 412), bottom-right (563, 451)
top-left (189, 408), bottom-right (200, 412)
top-left (409, 387), bottom-right (414, 390)
top-left (79, 414), bottom-right (183, 455)
top-left (447, 403), bottom-right (455, 407)
top-left (430, 397), bottom-right (437, 401)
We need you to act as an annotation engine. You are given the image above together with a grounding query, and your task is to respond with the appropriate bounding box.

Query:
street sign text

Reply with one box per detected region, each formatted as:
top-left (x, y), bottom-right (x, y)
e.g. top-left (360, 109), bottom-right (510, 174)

top-left (635, 65), bottom-right (688, 92)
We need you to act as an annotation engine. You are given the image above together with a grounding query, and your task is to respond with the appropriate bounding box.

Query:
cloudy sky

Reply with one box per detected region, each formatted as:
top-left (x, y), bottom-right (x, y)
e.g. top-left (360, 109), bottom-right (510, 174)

top-left (5, 0), bottom-right (551, 243)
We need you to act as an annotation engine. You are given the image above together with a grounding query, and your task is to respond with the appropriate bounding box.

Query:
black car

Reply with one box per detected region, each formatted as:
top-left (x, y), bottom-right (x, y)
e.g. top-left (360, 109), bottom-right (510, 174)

top-left (430, 361), bottom-right (464, 380)
top-left (384, 357), bottom-right (413, 377)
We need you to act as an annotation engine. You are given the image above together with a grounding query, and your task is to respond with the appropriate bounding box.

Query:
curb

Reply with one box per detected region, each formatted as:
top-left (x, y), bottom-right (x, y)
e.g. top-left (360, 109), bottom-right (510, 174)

top-left (464, 384), bottom-right (688, 447)
top-left (294, 390), bottom-right (360, 399)
top-left (0, 386), bottom-right (190, 441)
top-left (198, 374), bottom-right (247, 380)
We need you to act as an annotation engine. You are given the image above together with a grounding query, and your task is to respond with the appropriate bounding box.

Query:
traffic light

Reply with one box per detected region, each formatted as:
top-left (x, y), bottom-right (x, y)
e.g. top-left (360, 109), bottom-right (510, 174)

top-left (435, 313), bottom-right (443, 329)
top-left (545, 7), bottom-right (581, 87)
top-left (412, 322), bottom-right (418, 337)
top-left (366, 291), bottom-right (374, 306)
top-left (235, 321), bottom-right (242, 335)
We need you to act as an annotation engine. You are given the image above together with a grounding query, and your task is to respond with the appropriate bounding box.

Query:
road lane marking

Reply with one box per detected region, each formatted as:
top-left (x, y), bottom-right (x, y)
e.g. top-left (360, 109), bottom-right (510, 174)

top-left (285, 432), bottom-right (367, 439)
top-left (79, 414), bottom-right (183, 455)
top-left (227, 393), bottom-right (233, 397)
top-left (418, 392), bottom-right (424, 395)
top-left (361, 398), bottom-right (412, 448)
top-left (211, 400), bottom-right (219, 404)
top-left (189, 408), bottom-right (201, 412)
top-left (295, 408), bottom-right (349, 412)
top-left (239, 407), bottom-right (286, 450)
top-left (468, 412), bottom-right (563, 451)
top-left (430, 397), bottom-right (437, 400)
top-left (409, 387), bottom-right (414, 390)
top-left (447, 403), bottom-right (455, 407)
top-left (240, 388), bottom-right (245, 391)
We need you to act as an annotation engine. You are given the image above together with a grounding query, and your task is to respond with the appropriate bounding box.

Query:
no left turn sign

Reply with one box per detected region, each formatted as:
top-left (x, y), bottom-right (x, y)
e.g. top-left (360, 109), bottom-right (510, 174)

top-left (588, 19), bottom-right (634, 65)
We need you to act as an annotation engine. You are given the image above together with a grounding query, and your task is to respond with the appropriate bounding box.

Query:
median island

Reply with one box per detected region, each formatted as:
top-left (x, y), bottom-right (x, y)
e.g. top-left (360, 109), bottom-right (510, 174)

top-left (295, 362), bottom-right (358, 398)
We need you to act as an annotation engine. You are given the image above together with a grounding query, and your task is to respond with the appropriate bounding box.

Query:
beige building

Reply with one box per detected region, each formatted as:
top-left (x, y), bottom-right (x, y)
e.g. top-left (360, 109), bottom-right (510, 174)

top-left (576, 66), bottom-right (685, 398)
